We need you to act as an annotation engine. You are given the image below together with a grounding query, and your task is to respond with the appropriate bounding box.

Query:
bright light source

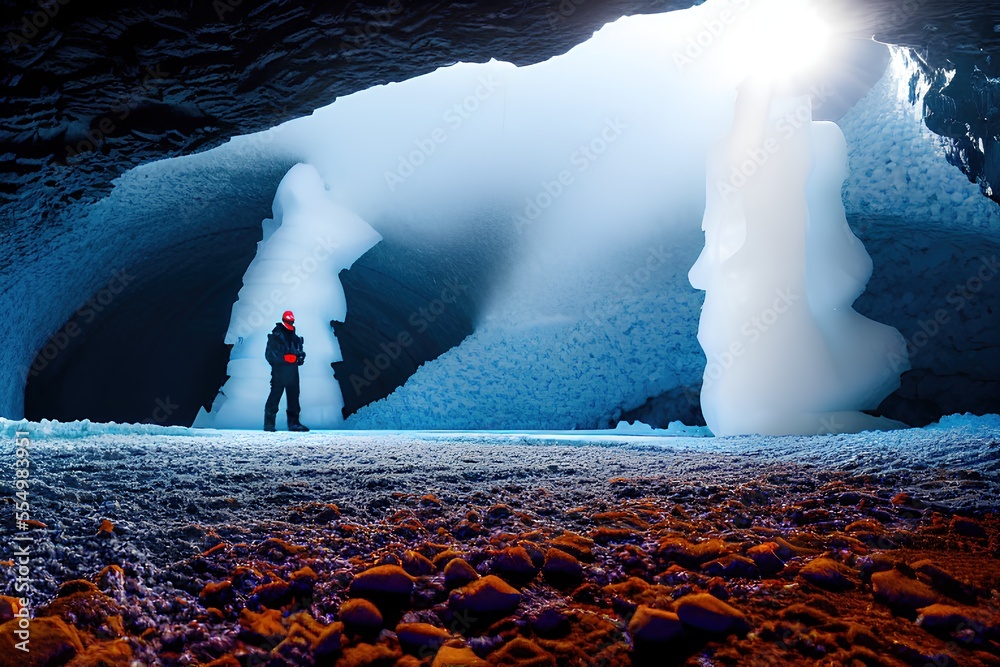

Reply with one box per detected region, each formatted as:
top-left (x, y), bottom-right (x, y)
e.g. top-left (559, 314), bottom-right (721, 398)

top-left (740, 0), bottom-right (832, 84)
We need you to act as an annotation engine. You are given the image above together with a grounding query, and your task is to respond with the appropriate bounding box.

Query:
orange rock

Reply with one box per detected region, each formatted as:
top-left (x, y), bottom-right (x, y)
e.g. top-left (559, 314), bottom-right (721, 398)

top-left (252, 580), bottom-right (292, 609)
top-left (489, 637), bottom-right (557, 666)
top-left (657, 537), bottom-right (728, 568)
top-left (65, 638), bottom-right (132, 666)
top-left (0, 597), bottom-right (23, 622)
top-left (258, 537), bottom-right (307, 556)
top-left (490, 546), bottom-right (538, 582)
top-left (97, 519), bottom-right (114, 537)
top-left (204, 656), bottom-right (241, 667)
top-left (56, 580), bottom-right (100, 598)
top-left (432, 645), bottom-right (490, 667)
top-left (798, 558), bottom-right (855, 592)
top-left (591, 527), bottom-right (639, 545)
top-left (746, 542), bottom-right (784, 577)
top-left (432, 549), bottom-right (466, 569)
top-left (238, 607), bottom-right (286, 645)
top-left (349, 565), bottom-right (415, 598)
top-left (339, 598), bottom-right (382, 633)
top-left (201, 543), bottom-right (228, 557)
top-left (290, 566), bottom-right (317, 584)
top-left (312, 621), bottom-right (345, 658)
top-left (449, 575), bottom-right (521, 616)
top-left (0, 616), bottom-right (84, 667)
top-left (550, 532), bottom-right (595, 562)
top-left (95, 565), bottom-right (125, 595)
top-left (542, 548), bottom-right (583, 588)
top-left (845, 519), bottom-right (883, 534)
top-left (871, 570), bottom-right (939, 614)
top-left (200, 580), bottom-right (235, 608)
top-left (444, 558), bottom-right (480, 590)
top-left (286, 611), bottom-right (325, 639)
top-left (395, 622), bottom-right (451, 652)
top-left (401, 550), bottom-right (435, 577)
top-left (675, 594), bottom-right (750, 636)
top-left (336, 640), bottom-right (402, 666)
top-left (628, 605), bottom-right (684, 644)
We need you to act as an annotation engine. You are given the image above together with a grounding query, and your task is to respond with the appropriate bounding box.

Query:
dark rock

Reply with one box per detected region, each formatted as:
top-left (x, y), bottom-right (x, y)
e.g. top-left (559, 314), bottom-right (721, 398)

top-left (675, 594), bottom-right (750, 636)
top-left (628, 605), bottom-right (685, 644)
top-left (871, 570), bottom-right (940, 616)
top-left (799, 558), bottom-right (855, 592)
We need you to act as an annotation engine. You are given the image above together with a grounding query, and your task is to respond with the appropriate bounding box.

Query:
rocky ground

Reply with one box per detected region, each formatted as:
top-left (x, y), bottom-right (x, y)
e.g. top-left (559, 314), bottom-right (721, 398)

top-left (0, 423), bottom-right (999, 666)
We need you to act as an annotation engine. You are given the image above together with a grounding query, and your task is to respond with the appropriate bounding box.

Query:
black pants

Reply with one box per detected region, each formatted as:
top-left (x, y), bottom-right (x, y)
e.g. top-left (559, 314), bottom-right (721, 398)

top-left (265, 365), bottom-right (301, 420)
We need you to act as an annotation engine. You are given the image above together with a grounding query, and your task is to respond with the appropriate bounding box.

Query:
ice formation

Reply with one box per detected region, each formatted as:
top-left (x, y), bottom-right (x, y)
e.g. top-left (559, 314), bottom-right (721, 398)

top-left (6, 1), bottom-right (998, 432)
top-left (195, 164), bottom-right (381, 429)
top-left (689, 81), bottom-right (909, 436)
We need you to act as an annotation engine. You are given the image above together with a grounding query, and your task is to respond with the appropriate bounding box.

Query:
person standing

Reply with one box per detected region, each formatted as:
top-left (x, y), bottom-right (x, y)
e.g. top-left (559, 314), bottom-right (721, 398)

top-left (264, 310), bottom-right (310, 432)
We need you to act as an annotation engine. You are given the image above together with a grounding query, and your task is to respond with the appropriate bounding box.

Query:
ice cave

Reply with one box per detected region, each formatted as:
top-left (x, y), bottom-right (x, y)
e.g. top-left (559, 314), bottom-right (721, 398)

top-left (5, 0), bottom-right (1000, 436)
top-left (1, 0), bottom-right (999, 664)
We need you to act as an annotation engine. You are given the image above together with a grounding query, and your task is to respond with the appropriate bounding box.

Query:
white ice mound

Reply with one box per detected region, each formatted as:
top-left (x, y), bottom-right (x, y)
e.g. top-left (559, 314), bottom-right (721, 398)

top-left (195, 163), bottom-right (382, 430)
top-left (690, 88), bottom-right (910, 436)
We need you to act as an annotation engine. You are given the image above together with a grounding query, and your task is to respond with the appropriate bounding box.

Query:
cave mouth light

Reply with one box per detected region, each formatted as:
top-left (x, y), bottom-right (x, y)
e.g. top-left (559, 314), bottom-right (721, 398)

top-left (725, 0), bottom-right (834, 85)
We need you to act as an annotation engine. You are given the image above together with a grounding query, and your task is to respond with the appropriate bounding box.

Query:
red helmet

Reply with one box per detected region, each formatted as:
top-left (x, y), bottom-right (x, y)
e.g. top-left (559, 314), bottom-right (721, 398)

top-left (282, 310), bottom-right (295, 327)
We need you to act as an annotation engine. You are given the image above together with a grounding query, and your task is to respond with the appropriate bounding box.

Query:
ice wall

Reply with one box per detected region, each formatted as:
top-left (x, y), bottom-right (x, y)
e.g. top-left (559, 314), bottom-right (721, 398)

top-left (840, 49), bottom-right (1000, 231)
top-left (690, 85), bottom-right (908, 436)
top-left (10, 1), bottom-right (999, 431)
top-left (195, 164), bottom-right (381, 429)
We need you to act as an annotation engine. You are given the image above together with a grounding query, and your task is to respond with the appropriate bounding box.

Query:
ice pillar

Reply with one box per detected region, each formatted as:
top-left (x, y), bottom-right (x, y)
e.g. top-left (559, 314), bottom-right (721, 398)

top-left (689, 81), bottom-right (909, 436)
top-left (195, 163), bottom-right (382, 430)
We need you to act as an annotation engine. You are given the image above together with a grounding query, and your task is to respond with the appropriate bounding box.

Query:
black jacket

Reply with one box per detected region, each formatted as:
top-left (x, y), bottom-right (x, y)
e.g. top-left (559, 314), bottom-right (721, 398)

top-left (265, 323), bottom-right (305, 367)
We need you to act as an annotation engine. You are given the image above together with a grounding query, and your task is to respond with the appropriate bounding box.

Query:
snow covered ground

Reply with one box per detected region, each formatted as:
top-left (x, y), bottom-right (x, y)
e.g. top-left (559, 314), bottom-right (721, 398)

top-left (1, 415), bottom-right (998, 605)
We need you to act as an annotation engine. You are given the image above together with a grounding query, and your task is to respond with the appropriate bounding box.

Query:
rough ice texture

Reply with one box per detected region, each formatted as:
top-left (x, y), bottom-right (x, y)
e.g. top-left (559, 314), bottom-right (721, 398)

top-left (839, 49), bottom-right (1000, 231)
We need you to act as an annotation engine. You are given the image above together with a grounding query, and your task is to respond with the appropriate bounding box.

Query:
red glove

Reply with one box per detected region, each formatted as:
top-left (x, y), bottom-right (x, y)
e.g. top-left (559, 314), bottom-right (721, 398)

top-left (283, 354), bottom-right (298, 364)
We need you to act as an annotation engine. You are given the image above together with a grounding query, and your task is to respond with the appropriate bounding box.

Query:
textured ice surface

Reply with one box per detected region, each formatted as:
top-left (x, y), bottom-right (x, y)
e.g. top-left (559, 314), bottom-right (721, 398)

top-left (840, 49), bottom-right (1000, 231)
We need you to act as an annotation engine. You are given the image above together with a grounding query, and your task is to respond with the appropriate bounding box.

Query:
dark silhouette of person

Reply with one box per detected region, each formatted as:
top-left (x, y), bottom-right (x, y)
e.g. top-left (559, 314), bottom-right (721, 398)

top-left (264, 310), bottom-right (309, 432)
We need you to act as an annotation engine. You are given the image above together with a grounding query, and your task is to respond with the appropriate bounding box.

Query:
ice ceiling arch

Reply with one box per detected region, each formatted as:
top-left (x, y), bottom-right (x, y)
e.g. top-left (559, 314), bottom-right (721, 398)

top-left (10, 1), bottom-right (1000, 430)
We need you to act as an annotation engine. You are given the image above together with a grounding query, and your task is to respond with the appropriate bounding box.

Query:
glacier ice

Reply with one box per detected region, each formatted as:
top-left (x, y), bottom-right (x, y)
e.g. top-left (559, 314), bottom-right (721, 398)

top-left (689, 85), bottom-right (909, 436)
top-left (195, 164), bottom-right (381, 429)
top-left (5, 0), bottom-right (998, 432)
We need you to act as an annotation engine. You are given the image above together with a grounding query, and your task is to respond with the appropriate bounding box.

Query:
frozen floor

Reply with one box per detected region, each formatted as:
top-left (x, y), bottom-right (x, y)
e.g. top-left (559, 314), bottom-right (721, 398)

top-left (1, 415), bottom-right (998, 603)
